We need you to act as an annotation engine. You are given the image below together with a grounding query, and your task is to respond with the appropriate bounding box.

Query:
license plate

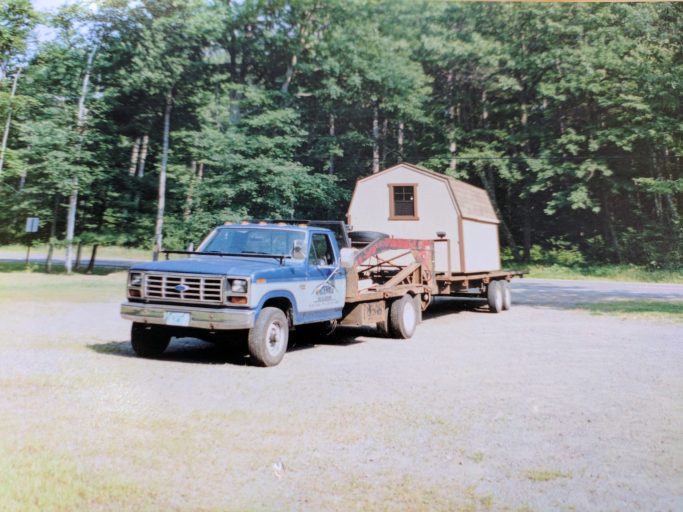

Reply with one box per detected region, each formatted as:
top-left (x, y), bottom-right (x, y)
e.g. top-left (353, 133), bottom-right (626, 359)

top-left (165, 312), bottom-right (190, 327)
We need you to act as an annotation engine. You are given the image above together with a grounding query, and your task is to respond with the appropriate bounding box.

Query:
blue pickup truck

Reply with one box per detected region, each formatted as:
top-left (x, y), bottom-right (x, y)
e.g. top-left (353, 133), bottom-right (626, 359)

top-left (121, 222), bottom-right (427, 366)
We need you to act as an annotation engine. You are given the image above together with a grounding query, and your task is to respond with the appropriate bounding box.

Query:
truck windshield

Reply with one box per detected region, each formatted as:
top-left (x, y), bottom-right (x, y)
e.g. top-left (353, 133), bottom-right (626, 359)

top-left (199, 227), bottom-right (306, 258)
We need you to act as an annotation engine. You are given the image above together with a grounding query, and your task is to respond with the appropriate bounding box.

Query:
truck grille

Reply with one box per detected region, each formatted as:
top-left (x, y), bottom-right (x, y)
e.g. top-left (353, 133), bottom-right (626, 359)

top-left (144, 273), bottom-right (224, 305)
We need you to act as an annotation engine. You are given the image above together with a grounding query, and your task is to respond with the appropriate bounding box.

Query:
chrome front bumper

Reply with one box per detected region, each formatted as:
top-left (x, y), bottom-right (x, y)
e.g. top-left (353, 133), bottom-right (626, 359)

top-left (121, 302), bottom-right (255, 330)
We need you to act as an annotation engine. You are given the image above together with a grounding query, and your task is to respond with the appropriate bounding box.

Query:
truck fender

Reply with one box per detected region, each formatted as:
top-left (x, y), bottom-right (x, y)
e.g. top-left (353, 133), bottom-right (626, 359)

top-left (254, 290), bottom-right (302, 325)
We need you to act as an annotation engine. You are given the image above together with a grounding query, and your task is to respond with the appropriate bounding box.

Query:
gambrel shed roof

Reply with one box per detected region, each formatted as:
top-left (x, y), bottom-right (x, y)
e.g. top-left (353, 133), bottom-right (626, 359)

top-left (360, 163), bottom-right (499, 224)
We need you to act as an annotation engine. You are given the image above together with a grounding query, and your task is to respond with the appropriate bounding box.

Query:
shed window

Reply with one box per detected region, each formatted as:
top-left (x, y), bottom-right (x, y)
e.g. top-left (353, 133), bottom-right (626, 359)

top-left (389, 184), bottom-right (418, 220)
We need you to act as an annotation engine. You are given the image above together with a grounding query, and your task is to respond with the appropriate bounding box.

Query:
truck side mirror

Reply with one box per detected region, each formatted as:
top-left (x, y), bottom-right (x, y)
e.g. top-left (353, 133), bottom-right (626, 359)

top-left (291, 241), bottom-right (305, 260)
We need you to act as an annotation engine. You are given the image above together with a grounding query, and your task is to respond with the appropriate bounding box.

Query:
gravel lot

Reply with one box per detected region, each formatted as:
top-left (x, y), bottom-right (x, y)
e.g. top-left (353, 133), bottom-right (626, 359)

top-left (1, 277), bottom-right (682, 511)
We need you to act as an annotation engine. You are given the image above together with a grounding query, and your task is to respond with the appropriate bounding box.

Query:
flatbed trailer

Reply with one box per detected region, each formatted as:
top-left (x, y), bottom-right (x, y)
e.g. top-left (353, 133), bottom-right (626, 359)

top-left (336, 235), bottom-right (523, 332)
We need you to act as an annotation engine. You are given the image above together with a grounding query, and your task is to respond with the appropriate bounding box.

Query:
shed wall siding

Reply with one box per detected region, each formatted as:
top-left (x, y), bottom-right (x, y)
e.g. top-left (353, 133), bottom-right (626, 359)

top-left (462, 220), bottom-right (501, 272)
top-left (348, 167), bottom-right (460, 272)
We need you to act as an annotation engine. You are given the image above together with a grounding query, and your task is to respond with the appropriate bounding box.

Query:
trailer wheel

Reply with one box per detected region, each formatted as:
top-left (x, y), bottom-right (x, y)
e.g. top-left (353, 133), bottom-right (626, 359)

top-left (487, 281), bottom-right (503, 313)
top-left (389, 294), bottom-right (418, 339)
top-left (131, 323), bottom-right (171, 358)
top-left (501, 281), bottom-right (512, 311)
top-left (248, 307), bottom-right (289, 367)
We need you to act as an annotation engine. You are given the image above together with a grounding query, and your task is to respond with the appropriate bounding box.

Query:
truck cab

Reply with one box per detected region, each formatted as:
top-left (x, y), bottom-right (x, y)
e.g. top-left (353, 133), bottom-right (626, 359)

top-left (121, 223), bottom-right (346, 366)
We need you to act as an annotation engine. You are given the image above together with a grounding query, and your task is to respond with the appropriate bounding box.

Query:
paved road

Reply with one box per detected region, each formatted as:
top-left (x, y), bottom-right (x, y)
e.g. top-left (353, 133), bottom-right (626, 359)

top-left (513, 277), bottom-right (683, 306)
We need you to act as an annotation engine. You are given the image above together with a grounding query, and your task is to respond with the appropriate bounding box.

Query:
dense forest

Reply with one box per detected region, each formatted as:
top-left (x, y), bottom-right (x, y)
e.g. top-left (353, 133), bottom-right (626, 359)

top-left (0, 0), bottom-right (681, 268)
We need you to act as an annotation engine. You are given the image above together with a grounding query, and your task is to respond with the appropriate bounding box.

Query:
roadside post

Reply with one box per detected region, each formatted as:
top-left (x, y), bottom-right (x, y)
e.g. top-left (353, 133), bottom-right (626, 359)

top-left (24, 217), bottom-right (39, 265)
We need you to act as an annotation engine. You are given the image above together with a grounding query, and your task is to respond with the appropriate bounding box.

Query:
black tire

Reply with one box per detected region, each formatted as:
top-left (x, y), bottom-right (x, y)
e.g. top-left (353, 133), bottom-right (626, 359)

top-left (247, 307), bottom-right (289, 367)
top-left (131, 322), bottom-right (171, 358)
top-left (348, 230), bottom-right (389, 246)
top-left (501, 281), bottom-right (512, 311)
top-left (487, 281), bottom-right (503, 313)
top-left (388, 294), bottom-right (418, 339)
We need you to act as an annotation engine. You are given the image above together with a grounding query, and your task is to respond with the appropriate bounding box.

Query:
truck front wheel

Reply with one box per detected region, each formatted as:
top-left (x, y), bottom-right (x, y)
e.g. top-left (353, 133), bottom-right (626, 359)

top-left (131, 323), bottom-right (171, 358)
top-left (389, 294), bottom-right (418, 339)
top-left (248, 307), bottom-right (289, 367)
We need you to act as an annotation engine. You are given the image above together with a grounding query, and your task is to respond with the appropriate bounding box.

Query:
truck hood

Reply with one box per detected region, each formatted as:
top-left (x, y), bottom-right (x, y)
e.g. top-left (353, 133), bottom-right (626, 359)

top-left (130, 256), bottom-right (289, 277)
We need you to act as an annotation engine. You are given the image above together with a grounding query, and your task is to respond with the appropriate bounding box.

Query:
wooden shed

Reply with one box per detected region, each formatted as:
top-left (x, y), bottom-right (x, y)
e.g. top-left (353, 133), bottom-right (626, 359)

top-left (346, 163), bottom-right (501, 273)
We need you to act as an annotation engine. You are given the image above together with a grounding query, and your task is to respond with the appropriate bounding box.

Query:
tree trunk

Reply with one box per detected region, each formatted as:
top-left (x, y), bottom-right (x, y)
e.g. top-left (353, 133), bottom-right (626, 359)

top-left (129, 137), bottom-right (141, 176)
top-left (381, 118), bottom-right (388, 168)
top-left (66, 46), bottom-right (97, 274)
top-left (87, 244), bottom-right (98, 274)
top-left (74, 241), bottom-right (82, 270)
top-left (64, 180), bottom-right (79, 273)
top-left (328, 113), bottom-right (335, 175)
top-left (397, 121), bottom-right (404, 162)
top-left (602, 190), bottom-right (622, 263)
top-left (661, 147), bottom-right (680, 222)
top-left (372, 102), bottom-right (380, 173)
top-left (281, 53), bottom-right (298, 94)
top-left (447, 71), bottom-right (456, 173)
top-left (153, 91), bottom-right (173, 261)
top-left (138, 134), bottom-right (149, 177)
top-left (522, 198), bottom-right (531, 263)
top-left (183, 161), bottom-right (197, 222)
top-left (0, 68), bottom-right (21, 174)
top-left (45, 243), bottom-right (54, 273)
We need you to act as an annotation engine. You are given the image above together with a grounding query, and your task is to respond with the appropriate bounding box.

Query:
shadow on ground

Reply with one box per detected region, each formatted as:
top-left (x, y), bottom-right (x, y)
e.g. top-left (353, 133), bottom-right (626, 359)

top-left (88, 327), bottom-right (377, 366)
top-left (89, 299), bottom-right (491, 366)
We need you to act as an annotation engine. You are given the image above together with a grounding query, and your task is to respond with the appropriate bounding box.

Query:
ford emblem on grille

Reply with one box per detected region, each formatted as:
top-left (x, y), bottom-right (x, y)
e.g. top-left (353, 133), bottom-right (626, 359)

top-left (175, 284), bottom-right (189, 292)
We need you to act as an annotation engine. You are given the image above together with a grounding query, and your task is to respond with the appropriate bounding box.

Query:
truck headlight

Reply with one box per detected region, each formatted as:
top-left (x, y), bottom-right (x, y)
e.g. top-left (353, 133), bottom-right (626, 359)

top-left (129, 272), bottom-right (143, 287)
top-left (231, 279), bottom-right (248, 293)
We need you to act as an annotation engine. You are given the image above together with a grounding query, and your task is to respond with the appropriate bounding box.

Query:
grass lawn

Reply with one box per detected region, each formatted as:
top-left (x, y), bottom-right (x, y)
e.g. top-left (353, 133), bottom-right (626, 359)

top-left (0, 244), bottom-right (151, 262)
top-left (576, 300), bottom-right (683, 322)
top-left (0, 267), bottom-right (126, 303)
top-left (508, 264), bottom-right (683, 284)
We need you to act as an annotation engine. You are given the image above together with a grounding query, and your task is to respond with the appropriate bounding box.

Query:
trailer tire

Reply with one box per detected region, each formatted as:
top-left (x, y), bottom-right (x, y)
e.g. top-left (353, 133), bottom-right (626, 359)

top-left (248, 307), bottom-right (289, 367)
top-left (131, 323), bottom-right (171, 358)
top-left (487, 281), bottom-right (503, 313)
top-left (501, 281), bottom-right (512, 311)
top-left (389, 294), bottom-right (418, 339)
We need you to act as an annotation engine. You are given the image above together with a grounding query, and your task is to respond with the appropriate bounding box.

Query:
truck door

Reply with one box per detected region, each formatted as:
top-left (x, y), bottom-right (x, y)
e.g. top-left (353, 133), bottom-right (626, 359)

top-left (302, 232), bottom-right (346, 321)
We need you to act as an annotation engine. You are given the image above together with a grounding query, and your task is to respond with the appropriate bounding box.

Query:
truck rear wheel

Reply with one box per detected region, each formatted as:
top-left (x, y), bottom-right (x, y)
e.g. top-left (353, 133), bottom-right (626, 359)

top-left (131, 323), bottom-right (171, 358)
top-left (501, 281), bottom-right (512, 310)
top-left (248, 307), bottom-right (289, 367)
top-left (487, 281), bottom-right (503, 313)
top-left (389, 294), bottom-right (418, 339)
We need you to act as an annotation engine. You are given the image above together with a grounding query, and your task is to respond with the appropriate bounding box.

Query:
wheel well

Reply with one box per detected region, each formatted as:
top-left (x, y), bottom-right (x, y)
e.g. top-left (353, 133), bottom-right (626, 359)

top-left (262, 297), bottom-right (293, 325)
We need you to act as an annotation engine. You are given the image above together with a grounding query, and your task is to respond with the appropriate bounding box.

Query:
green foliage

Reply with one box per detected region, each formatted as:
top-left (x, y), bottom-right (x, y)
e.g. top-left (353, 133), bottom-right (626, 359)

top-left (0, 1), bottom-right (680, 266)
